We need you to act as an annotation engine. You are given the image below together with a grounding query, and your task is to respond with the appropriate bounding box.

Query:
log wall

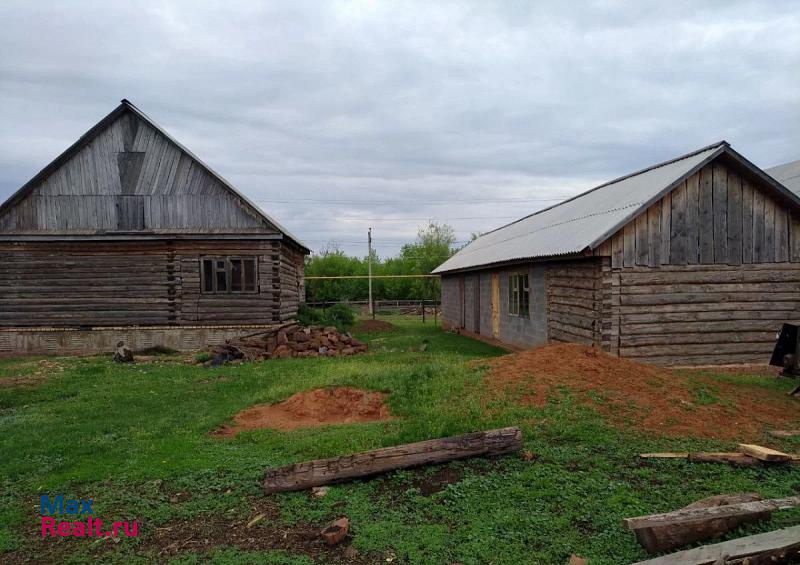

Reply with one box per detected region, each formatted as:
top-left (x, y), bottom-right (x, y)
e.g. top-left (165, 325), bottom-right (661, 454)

top-left (0, 239), bottom-right (302, 328)
top-left (545, 258), bottom-right (604, 347)
top-left (609, 264), bottom-right (800, 365)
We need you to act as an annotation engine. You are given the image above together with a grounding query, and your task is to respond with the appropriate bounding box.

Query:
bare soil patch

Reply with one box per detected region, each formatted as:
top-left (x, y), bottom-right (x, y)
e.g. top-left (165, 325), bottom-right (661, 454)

top-left (214, 387), bottom-right (392, 436)
top-left (356, 319), bottom-right (396, 333)
top-left (481, 343), bottom-right (800, 440)
top-left (0, 359), bottom-right (65, 388)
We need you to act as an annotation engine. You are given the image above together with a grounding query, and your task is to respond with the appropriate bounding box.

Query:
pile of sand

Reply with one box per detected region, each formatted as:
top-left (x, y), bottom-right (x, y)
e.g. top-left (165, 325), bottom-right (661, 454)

top-left (356, 319), bottom-right (396, 333)
top-left (481, 343), bottom-right (799, 440)
top-left (215, 387), bottom-right (391, 436)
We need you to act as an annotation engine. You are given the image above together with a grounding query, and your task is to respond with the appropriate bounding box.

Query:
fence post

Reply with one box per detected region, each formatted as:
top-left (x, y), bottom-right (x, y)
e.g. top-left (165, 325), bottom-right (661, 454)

top-left (422, 300), bottom-right (426, 323)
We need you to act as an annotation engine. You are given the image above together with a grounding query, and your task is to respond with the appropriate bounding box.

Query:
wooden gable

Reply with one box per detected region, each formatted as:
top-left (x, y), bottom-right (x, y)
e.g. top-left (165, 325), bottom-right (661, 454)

top-left (0, 107), bottom-right (279, 235)
top-left (605, 155), bottom-right (800, 268)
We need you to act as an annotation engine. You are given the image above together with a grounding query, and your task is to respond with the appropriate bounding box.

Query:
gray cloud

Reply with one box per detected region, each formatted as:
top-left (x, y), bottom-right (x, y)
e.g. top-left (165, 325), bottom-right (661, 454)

top-left (1, 0), bottom-right (798, 256)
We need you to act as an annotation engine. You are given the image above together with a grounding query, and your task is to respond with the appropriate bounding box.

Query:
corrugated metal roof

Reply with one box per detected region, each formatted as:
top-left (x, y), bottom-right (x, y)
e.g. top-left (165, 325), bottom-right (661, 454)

top-left (766, 159), bottom-right (800, 196)
top-left (433, 142), bottom-right (727, 273)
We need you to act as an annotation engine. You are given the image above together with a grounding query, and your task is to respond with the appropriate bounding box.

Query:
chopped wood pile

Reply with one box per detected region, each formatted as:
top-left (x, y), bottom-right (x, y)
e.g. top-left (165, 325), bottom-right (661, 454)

top-left (206, 324), bottom-right (367, 365)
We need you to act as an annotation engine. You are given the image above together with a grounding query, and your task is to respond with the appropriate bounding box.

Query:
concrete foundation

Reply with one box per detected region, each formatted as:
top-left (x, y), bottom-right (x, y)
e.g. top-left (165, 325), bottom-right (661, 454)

top-left (0, 325), bottom-right (282, 356)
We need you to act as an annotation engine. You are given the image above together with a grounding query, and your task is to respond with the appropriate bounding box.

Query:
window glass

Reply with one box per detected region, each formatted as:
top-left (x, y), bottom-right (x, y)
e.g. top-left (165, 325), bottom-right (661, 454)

top-left (200, 257), bottom-right (258, 294)
top-left (231, 259), bottom-right (242, 292)
top-left (244, 259), bottom-right (256, 292)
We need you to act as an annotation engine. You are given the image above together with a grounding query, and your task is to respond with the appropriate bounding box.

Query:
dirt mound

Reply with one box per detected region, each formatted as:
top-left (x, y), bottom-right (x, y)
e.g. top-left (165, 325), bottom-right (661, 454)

top-left (481, 343), bottom-right (799, 440)
top-left (215, 387), bottom-right (391, 436)
top-left (356, 319), bottom-right (396, 333)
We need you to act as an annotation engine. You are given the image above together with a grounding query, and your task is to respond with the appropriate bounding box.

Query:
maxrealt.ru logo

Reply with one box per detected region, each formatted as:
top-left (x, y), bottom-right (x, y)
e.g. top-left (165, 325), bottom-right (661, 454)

top-left (40, 495), bottom-right (138, 538)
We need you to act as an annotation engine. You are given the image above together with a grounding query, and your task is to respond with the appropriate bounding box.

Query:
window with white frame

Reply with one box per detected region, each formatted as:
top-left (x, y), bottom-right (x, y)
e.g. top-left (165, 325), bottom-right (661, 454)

top-left (508, 273), bottom-right (529, 317)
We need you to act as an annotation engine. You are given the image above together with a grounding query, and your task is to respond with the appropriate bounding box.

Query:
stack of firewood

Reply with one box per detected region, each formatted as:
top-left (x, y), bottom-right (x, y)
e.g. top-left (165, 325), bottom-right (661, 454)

top-left (206, 324), bottom-right (368, 365)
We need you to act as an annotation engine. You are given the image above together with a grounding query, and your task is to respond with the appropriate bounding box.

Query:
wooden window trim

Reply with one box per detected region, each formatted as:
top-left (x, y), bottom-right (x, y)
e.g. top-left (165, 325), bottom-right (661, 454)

top-left (508, 272), bottom-right (530, 318)
top-left (200, 256), bottom-right (259, 294)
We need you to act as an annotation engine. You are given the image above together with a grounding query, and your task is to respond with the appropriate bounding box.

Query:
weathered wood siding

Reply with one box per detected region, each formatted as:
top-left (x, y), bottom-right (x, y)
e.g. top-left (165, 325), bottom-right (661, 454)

top-left (608, 264), bottom-right (800, 365)
top-left (603, 159), bottom-right (800, 364)
top-left (0, 240), bottom-right (299, 327)
top-left (609, 160), bottom-right (800, 267)
top-left (278, 243), bottom-right (306, 321)
top-left (545, 258), bottom-right (604, 347)
top-left (0, 111), bottom-right (275, 234)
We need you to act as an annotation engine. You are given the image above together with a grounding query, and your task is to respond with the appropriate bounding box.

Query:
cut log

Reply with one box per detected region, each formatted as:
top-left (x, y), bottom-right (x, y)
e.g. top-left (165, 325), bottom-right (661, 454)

top-left (629, 493), bottom-right (767, 554)
top-left (262, 427), bottom-right (523, 494)
top-left (768, 429), bottom-right (800, 438)
top-left (640, 453), bottom-right (689, 459)
top-left (687, 452), bottom-right (761, 467)
top-left (631, 525), bottom-right (800, 565)
top-left (737, 444), bottom-right (792, 462)
top-left (624, 496), bottom-right (800, 531)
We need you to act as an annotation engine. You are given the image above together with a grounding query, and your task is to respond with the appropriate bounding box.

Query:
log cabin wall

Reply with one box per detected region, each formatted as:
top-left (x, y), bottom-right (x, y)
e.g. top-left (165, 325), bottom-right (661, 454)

top-left (545, 258), bottom-right (604, 347)
top-left (603, 159), bottom-right (800, 365)
top-left (0, 239), bottom-right (297, 328)
top-left (278, 243), bottom-right (306, 321)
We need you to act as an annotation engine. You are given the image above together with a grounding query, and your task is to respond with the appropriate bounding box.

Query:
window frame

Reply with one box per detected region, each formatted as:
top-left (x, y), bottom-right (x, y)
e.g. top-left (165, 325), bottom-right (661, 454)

top-left (507, 272), bottom-right (530, 317)
top-left (200, 256), bottom-right (259, 294)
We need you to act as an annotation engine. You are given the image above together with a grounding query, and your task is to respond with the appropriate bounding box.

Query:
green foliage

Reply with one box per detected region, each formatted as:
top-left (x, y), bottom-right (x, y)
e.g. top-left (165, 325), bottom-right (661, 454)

top-left (195, 351), bottom-right (211, 363)
top-left (1, 320), bottom-right (799, 564)
top-left (304, 221), bottom-right (458, 302)
top-left (296, 303), bottom-right (356, 331)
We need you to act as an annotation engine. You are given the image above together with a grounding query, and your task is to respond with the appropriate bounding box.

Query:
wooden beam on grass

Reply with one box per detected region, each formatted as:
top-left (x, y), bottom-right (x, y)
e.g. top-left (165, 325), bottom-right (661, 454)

top-left (687, 452), bottom-right (760, 467)
top-left (624, 496), bottom-right (800, 531)
top-left (768, 429), bottom-right (800, 438)
top-left (737, 444), bottom-right (792, 462)
top-left (631, 525), bottom-right (800, 565)
top-left (262, 427), bottom-right (523, 494)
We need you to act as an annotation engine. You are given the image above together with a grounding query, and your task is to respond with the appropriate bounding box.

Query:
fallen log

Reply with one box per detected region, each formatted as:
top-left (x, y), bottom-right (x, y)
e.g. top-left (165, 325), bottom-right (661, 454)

top-left (262, 427), bottom-right (523, 494)
top-left (628, 493), bottom-right (767, 554)
top-left (768, 429), bottom-right (800, 438)
top-left (737, 444), bottom-right (793, 462)
top-left (631, 525), bottom-right (800, 565)
top-left (687, 452), bottom-right (761, 467)
top-left (624, 496), bottom-right (800, 531)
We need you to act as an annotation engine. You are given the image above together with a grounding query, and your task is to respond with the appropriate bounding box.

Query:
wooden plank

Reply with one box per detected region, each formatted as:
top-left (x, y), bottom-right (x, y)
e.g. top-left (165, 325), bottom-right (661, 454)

top-left (752, 187), bottom-right (765, 262)
top-left (630, 493), bottom-right (767, 555)
top-left (636, 212), bottom-right (649, 266)
top-left (631, 525), bottom-right (800, 565)
top-left (726, 171), bottom-right (742, 265)
top-left (687, 452), bottom-right (761, 467)
top-left (775, 206), bottom-right (789, 262)
top-left (670, 181), bottom-right (687, 264)
top-left (647, 203), bottom-right (660, 267)
top-left (764, 197), bottom-right (776, 263)
top-left (768, 430), bottom-right (800, 438)
top-left (623, 222), bottom-right (636, 267)
top-left (624, 496), bottom-right (800, 530)
top-left (698, 164), bottom-right (714, 263)
top-left (737, 444), bottom-right (792, 462)
top-left (660, 191), bottom-right (671, 264)
top-left (685, 171), bottom-right (700, 264)
top-left (262, 427), bottom-right (523, 493)
top-left (639, 453), bottom-right (689, 459)
top-left (712, 162), bottom-right (728, 263)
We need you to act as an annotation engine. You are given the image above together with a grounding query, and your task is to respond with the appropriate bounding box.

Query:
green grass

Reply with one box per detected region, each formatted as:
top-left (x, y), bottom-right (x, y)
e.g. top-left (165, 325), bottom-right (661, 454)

top-left (1, 317), bottom-right (799, 564)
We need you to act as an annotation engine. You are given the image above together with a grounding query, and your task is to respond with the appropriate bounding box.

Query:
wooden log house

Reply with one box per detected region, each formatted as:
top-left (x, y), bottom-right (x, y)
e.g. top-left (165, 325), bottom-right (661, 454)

top-left (0, 100), bottom-right (308, 354)
top-left (434, 142), bottom-right (800, 365)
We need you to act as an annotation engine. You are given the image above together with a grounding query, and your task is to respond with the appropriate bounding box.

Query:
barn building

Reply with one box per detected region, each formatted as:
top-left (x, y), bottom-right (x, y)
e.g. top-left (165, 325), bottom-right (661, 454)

top-left (0, 100), bottom-right (308, 354)
top-left (766, 159), bottom-right (800, 196)
top-left (434, 142), bottom-right (800, 365)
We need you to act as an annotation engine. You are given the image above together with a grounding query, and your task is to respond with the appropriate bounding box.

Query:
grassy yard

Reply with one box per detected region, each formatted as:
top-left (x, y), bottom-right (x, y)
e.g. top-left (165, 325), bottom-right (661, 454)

top-left (1, 317), bottom-right (799, 564)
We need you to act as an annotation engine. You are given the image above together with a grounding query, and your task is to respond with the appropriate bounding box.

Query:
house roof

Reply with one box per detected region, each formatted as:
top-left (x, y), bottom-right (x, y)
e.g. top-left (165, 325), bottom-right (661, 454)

top-left (434, 141), bottom-right (800, 274)
top-left (766, 159), bottom-right (800, 196)
top-left (0, 99), bottom-right (309, 252)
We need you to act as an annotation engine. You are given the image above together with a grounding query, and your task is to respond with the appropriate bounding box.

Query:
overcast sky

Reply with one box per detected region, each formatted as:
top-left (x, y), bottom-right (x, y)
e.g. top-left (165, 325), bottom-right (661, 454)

top-left (1, 1), bottom-right (798, 257)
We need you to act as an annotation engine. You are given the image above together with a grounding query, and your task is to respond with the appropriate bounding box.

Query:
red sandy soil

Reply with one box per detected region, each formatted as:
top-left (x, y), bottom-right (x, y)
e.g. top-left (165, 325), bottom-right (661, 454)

top-left (480, 343), bottom-right (800, 440)
top-left (356, 319), bottom-right (396, 333)
top-left (215, 387), bottom-right (391, 436)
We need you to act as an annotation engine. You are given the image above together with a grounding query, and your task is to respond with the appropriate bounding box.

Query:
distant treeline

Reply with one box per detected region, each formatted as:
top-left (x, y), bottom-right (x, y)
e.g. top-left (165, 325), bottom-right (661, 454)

top-left (304, 222), bottom-right (461, 302)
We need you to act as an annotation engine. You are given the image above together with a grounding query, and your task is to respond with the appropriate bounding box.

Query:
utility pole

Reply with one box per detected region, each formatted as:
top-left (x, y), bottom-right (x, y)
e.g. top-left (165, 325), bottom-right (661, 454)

top-left (367, 227), bottom-right (374, 318)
